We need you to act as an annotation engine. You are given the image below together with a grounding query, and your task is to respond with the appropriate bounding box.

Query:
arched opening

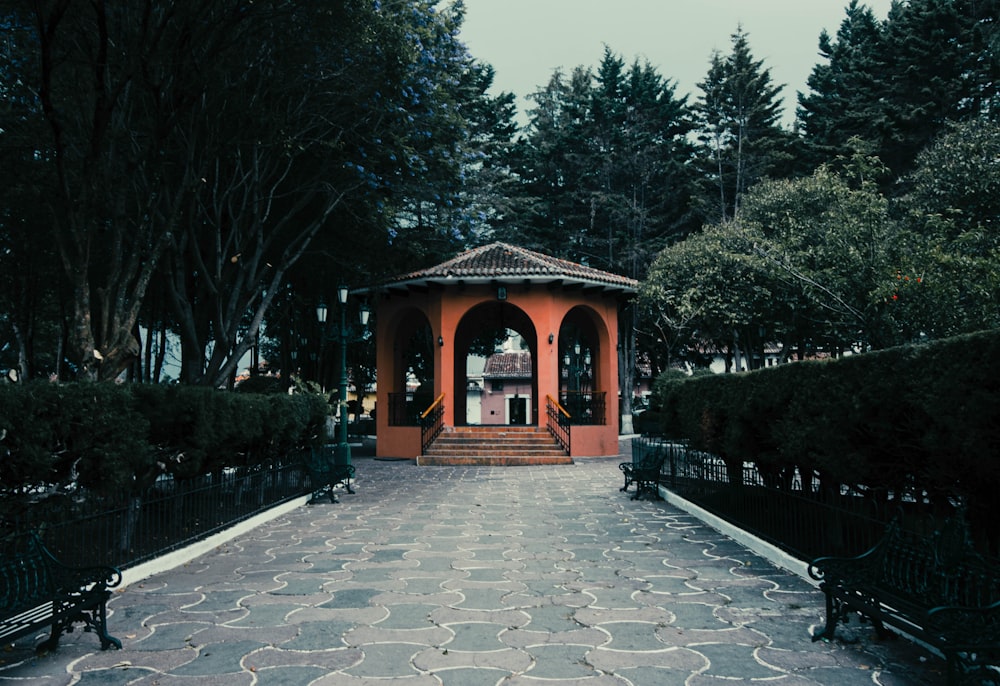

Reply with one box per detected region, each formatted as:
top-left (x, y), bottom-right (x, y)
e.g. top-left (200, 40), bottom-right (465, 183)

top-left (558, 306), bottom-right (608, 425)
top-left (386, 308), bottom-right (435, 426)
top-left (453, 302), bottom-right (537, 426)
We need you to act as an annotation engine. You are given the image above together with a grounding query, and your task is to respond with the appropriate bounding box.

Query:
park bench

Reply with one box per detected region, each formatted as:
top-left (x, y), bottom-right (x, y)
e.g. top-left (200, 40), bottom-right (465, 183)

top-left (619, 437), bottom-right (669, 500)
top-left (1, 532), bottom-right (122, 653)
top-left (302, 444), bottom-right (355, 503)
top-left (808, 515), bottom-right (1000, 685)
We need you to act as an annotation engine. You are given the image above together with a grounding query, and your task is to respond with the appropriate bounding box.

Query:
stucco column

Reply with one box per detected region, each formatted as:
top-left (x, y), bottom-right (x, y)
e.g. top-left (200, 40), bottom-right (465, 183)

top-left (437, 294), bottom-right (458, 428)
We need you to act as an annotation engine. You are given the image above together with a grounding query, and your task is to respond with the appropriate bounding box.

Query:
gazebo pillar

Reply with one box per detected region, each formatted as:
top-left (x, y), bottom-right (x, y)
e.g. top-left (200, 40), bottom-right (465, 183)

top-left (436, 312), bottom-right (456, 428)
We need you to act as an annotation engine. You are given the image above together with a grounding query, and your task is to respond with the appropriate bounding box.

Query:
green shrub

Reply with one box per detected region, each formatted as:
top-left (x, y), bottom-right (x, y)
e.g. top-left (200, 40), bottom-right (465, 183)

top-left (0, 382), bottom-right (61, 488)
top-left (60, 384), bottom-right (154, 494)
top-left (633, 410), bottom-right (664, 436)
top-left (1, 382), bottom-right (330, 493)
top-left (236, 375), bottom-right (286, 394)
top-left (653, 329), bottom-right (1000, 515)
top-left (132, 385), bottom-right (330, 477)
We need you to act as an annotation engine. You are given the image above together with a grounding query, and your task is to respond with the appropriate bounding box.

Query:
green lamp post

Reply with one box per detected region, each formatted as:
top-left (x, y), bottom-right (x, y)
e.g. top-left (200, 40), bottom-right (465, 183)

top-left (316, 285), bottom-right (370, 467)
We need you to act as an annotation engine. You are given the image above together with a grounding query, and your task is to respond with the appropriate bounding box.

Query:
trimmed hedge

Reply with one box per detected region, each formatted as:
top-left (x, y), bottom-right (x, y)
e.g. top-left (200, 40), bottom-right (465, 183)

top-left (653, 330), bottom-right (1000, 520)
top-left (0, 383), bottom-right (331, 499)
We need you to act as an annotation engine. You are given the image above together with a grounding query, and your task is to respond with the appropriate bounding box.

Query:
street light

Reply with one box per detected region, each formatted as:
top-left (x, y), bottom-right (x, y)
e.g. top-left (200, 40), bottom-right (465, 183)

top-left (562, 341), bottom-right (592, 422)
top-left (316, 285), bottom-right (371, 467)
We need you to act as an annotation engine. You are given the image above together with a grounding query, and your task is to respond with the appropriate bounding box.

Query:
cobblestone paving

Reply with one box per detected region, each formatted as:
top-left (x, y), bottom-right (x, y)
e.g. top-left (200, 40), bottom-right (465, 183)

top-left (1, 454), bottom-right (944, 685)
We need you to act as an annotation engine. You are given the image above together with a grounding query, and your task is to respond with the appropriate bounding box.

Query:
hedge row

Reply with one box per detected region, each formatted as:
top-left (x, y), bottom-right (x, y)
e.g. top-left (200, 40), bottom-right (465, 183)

top-left (0, 383), bottom-right (331, 497)
top-left (652, 329), bottom-right (1000, 518)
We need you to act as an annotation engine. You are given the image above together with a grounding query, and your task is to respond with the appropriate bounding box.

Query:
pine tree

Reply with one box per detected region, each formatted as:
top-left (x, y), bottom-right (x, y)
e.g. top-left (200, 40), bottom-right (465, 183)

top-left (457, 63), bottom-right (521, 246)
top-left (511, 66), bottom-right (597, 260)
top-left (797, 1), bottom-right (889, 168)
top-left (516, 49), bottom-right (695, 269)
top-left (586, 48), bottom-right (697, 276)
top-left (513, 48), bottom-right (696, 426)
top-left (798, 0), bottom-right (1000, 180)
top-left (880, 0), bottom-right (986, 175)
top-left (694, 27), bottom-right (791, 224)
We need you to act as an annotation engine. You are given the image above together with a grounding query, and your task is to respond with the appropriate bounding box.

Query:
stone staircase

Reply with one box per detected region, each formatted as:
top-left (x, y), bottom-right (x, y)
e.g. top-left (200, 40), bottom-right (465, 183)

top-left (417, 425), bottom-right (572, 466)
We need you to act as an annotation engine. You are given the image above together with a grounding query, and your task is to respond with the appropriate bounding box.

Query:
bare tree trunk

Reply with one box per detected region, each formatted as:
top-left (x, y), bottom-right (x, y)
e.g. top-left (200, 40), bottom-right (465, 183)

top-left (10, 319), bottom-right (30, 382)
top-left (618, 305), bottom-right (637, 435)
top-left (153, 326), bottom-right (167, 383)
top-left (67, 272), bottom-right (99, 380)
top-left (143, 322), bottom-right (153, 383)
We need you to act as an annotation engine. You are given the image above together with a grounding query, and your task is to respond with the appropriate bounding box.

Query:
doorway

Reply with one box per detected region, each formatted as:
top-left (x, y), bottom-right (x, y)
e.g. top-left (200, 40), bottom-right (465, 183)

top-left (509, 395), bottom-right (528, 425)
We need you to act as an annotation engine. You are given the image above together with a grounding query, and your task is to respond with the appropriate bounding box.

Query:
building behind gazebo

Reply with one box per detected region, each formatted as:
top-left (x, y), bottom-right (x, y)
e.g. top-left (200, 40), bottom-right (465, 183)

top-left (481, 347), bottom-right (533, 425)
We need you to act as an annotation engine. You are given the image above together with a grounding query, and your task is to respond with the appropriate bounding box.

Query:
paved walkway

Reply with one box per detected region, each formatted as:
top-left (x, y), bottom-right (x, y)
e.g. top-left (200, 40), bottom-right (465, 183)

top-left (2, 453), bottom-right (943, 685)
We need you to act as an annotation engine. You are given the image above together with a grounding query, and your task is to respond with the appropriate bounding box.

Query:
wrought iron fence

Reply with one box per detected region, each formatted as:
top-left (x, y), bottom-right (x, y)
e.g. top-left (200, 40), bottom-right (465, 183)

top-left (559, 391), bottom-right (606, 425)
top-left (420, 393), bottom-right (446, 453)
top-left (546, 395), bottom-right (571, 454)
top-left (633, 435), bottom-right (944, 562)
top-left (388, 392), bottom-right (435, 426)
top-left (2, 458), bottom-right (311, 570)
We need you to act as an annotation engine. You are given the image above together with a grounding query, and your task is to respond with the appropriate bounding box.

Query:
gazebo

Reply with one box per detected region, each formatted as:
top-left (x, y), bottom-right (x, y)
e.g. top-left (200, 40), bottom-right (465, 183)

top-left (367, 242), bottom-right (637, 461)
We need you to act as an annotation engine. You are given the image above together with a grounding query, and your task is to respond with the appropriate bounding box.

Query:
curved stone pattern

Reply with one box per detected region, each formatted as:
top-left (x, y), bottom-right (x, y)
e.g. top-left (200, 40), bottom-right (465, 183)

top-left (1, 455), bottom-right (943, 684)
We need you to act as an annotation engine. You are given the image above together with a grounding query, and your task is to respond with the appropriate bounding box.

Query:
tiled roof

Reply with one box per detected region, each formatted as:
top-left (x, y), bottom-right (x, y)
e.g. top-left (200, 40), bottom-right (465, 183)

top-left (378, 242), bottom-right (638, 295)
top-left (483, 351), bottom-right (533, 379)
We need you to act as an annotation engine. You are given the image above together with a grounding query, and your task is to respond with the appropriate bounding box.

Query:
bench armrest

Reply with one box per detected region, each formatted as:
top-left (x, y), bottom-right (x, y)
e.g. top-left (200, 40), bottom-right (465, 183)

top-left (809, 519), bottom-right (907, 583)
top-left (808, 545), bottom-right (882, 583)
top-left (39, 543), bottom-right (123, 592)
top-left (59, 564), bottom-right (123, 592)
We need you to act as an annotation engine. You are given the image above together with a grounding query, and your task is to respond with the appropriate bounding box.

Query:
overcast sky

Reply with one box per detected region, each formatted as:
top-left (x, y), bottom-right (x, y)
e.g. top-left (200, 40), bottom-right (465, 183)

top-left (456, 0), bottom-right (895, 127)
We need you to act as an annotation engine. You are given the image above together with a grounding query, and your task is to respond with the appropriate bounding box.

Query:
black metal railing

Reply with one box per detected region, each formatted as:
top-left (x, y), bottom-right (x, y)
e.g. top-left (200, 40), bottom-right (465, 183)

top-left (546, 395), bottom-right (571, 454)
top-left (420, 393), bottom-right (446, 453)
top-left (3, 458), bottom-right (310, 570)
top-left (559, 391), bottom-right (606, 425)
top-left (654, 436), bottom-right (1000, 559)
top-left (388, 392), bottom-right (435, 426)
top-left (631, 435), bottom-right (689, 473)
top-left (635, 435), bottom-right (901, 561)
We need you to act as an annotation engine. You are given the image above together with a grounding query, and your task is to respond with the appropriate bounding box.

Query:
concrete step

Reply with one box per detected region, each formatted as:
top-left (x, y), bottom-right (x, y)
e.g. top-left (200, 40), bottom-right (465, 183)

top-left (427, 435), bottom-right (559, 449)
top-left (449, 425), bottom-right (541, 432)
top-left (421, 426), bottom-right (571, 465)
top-left (416, 455), bottom-right (573, 466)
top-left (424, 449), bottom-right (569, 458)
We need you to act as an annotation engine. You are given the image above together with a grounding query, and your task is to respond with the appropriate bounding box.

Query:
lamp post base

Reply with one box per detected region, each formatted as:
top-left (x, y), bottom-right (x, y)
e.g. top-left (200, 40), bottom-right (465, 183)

top-left (334, 441), bottom-right (352, 467)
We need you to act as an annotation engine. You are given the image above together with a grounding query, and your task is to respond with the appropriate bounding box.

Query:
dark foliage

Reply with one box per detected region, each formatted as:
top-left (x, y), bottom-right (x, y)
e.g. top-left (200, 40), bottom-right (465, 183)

top-left (653, 330), bottom-right (1000, 527)
top-left (0, 383), bottom-right (329, 510)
